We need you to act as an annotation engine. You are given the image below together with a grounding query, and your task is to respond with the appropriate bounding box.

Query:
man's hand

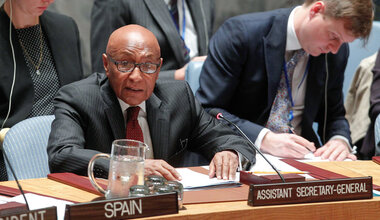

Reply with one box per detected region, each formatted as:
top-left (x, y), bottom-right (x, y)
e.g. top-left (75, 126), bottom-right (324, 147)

top-left (144, 159), bottom-right (182, 181)
top-left (208, 151), bottom-right (239, 180)
top-left (174, 56), bottom-right (207, 80)
top-left (314, 139), bottom-right (357, 161)
top-left (261, 132), bottom-right (316, 158)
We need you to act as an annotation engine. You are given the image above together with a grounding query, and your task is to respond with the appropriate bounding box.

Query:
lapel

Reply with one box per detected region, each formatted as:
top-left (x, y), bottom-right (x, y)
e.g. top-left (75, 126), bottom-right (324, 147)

top-left (263, 9), bottom-right (291, 107)
top-left (144, 0), bottom-right (186, 65)
top-left (303, 55), bottom-right (325, 129)
top-left (187, 0), bottom-right (207, 54)
top-left (146, 89), bottom-right (170, 160)
top-left (100, 76), bottom-right (125, 140)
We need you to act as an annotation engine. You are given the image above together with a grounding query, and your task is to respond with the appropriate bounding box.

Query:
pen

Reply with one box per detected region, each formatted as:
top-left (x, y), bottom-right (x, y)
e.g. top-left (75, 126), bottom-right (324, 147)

top-left (289, 127), bottom-right (314, 154)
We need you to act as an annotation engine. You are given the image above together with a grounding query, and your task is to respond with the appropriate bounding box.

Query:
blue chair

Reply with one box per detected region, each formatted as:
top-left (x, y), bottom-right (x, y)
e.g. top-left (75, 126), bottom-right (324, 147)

top-left (343, 21), bottom-right (380, 97)
top-left (2, 115), bottom-right (54, 180)
top-left (375, 115), bottom-right (380, 156)
top-left (185, 60), bottom-right (204, 94)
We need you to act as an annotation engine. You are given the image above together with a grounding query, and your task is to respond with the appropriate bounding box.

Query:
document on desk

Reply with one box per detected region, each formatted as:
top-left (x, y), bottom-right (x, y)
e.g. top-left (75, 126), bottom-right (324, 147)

top-left (177, 167), bottom-right (240, 191)
top-left (250, 153), bottom-right (332, 179)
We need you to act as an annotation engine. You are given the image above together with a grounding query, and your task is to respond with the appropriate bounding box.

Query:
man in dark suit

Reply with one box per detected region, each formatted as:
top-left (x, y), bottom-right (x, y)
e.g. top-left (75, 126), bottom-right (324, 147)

top-left (196, 0), bottom-right (373, 161)
top-left (91, 0), bottom-right (213, 80)
top-left (48, 25), bottom-right (255, 181)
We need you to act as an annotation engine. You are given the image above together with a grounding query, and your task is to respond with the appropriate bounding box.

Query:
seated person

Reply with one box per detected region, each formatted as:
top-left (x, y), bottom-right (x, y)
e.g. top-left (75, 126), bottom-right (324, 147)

top-left (345, 52), bottom-right (377, 158)
top-left (91, 0), bottom-right (214, 80)
top-left (0, 0), bottom-right (83, 181)
top-left (362, 50), bottom-right (380, 159)
top-left (196, 0), bottom-right (373, 161)
top-left (0, 0), bottom-right (83, 129)
top-left (47, 25), bottom-right (256, 181)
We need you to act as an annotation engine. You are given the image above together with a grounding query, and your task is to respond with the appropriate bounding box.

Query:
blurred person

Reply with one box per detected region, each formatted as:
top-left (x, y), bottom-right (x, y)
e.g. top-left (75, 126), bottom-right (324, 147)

top-left (91, 0), bottom-right (213, 80)
top-left (0, 0), bottom-right (83, 180)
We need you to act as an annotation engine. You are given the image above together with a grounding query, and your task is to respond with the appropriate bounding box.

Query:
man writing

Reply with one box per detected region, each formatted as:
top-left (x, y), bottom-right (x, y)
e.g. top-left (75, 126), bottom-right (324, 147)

top-left (47, 25), bottom-right (255, 180)
top-left (196, 0), bottom-right (373, 161)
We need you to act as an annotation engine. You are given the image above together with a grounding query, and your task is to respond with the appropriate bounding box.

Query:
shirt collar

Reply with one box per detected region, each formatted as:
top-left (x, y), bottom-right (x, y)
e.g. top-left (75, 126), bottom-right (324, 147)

top-left (118, 98), bottom-right (147, 115)
top-left (286, 6), bottom-right (302, 51)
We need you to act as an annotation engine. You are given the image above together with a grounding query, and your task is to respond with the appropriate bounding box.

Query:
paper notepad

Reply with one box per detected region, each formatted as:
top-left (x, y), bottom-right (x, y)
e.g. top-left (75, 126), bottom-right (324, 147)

top-left (177, 168), bottom-right (240, 190)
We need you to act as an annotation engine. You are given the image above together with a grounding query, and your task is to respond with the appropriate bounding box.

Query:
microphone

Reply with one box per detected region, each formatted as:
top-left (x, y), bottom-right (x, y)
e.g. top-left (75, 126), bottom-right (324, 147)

top-left (209, 109), bottom-right (286, 183)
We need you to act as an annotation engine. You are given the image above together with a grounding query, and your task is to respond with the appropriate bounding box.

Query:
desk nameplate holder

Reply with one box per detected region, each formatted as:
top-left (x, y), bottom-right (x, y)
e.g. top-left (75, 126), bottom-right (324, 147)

top-left (0, 206), bottom-right (57, 220)
top-left (248, 176), bottom-right (373, 206)
top-left (64, 192), bottom-right (178, 220)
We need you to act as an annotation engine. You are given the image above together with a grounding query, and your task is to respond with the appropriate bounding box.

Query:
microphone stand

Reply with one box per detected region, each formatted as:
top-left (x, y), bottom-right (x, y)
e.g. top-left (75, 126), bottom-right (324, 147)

top-left (215, 113), bottom-right (286, 183)
top-left (2, 148), bottom-right (30, 210)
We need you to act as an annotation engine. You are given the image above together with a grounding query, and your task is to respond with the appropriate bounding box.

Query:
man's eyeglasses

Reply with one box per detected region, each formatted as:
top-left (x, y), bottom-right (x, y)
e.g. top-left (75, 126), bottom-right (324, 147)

top-left (107, 54), bottom-right (161, 74)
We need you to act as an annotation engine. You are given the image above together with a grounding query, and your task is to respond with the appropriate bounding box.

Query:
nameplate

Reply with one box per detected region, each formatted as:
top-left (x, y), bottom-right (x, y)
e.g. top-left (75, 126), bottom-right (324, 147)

top-left (248, 177), bottom-right (372, 206)
top-left (65, 193), bottom-right (178, 219)
top-left (0, 206), bottom-right (57, 220)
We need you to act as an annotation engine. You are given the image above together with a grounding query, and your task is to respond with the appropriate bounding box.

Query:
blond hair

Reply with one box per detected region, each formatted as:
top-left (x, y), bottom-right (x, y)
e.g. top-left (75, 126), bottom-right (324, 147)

top-left (304, 0), bottom-right (373, 41)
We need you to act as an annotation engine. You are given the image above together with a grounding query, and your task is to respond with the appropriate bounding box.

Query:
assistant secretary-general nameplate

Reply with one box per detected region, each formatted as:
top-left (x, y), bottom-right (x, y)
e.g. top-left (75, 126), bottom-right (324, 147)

top-left (248, 176), bottom-right (372, 206)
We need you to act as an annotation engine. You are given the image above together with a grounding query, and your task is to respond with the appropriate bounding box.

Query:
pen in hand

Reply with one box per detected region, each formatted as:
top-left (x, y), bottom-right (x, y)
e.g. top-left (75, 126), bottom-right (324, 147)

top-left (289, 127), bottom-right (315, 154)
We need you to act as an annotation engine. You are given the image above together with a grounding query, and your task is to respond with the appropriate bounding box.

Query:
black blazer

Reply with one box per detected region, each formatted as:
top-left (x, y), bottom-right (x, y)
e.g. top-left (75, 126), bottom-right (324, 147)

top-left (0, 9), bottom-right (83, 128)
top-left (90, 0), bottom-right (214, 79)
top-left (196, 8), bottom-right (351, 147)
top-left (47, 73), bottom-right (256, 177)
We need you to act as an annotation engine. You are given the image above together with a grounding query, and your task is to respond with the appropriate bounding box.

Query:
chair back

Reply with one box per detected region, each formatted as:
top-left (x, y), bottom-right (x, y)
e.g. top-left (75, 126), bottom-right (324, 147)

top-left (185, 60), bottom-right (204, 94)
top-left (2, 115), bottom-right (54, 180)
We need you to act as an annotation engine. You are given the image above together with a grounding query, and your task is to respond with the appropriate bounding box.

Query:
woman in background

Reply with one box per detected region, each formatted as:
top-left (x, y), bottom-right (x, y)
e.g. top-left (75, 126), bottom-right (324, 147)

top-left (0, 0), bottom-right (83, 129)
top-left (0, 0), bottom-right (83, 181)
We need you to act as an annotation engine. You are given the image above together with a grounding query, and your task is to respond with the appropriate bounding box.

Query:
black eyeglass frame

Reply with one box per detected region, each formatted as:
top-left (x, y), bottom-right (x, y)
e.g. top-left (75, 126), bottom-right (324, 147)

top-left (107, 54), bottom-right (161, 74)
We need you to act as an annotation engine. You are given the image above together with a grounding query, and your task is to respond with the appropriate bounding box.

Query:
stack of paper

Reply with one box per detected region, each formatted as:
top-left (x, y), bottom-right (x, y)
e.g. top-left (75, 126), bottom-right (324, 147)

top-left (176, 168), bottom-right (240, 190)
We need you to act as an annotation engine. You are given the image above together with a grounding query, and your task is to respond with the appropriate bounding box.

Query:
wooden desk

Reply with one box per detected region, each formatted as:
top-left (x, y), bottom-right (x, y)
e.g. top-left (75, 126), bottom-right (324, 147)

top-left (1, 161), bottom-right (380, 219)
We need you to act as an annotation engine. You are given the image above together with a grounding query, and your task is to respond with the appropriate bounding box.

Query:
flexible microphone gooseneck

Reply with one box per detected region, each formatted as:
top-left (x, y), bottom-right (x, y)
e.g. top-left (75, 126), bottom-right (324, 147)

top-left (209, 109), bottom-right (286, 183)
top-left (1, 150), bottom-right (30, 210)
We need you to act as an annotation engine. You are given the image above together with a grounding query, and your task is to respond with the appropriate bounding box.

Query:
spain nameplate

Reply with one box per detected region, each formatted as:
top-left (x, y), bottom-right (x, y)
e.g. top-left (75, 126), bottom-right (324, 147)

top-left (65, 192), bottom-right (178, 219)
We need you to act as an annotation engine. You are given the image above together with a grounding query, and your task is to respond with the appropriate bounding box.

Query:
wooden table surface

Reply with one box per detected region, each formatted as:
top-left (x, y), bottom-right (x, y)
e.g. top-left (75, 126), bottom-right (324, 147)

top-left (1, 160), bottom-right (380, 219)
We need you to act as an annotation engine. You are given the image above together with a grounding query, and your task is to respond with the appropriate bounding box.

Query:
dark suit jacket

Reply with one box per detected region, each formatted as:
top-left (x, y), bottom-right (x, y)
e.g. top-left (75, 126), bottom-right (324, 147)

top-left (0, 9), bottom-right (83, 128)
top-left (362, 50), bottom-right (380, 159)
top-left (47, 73), bottom-right (255, 177)
top-left (90, 0), bottom-right (214, 79)
top-left (196, 8), bottom-right (351, 147)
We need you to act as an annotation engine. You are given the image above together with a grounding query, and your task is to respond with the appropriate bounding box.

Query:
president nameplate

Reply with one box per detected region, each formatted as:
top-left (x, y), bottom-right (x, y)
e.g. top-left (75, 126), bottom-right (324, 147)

top-left (0, 206), bottom-right (57, 220)
top-left (65, 193), bottom-right (178, 219)
top-left (248, 177), bottom-right (373, 206)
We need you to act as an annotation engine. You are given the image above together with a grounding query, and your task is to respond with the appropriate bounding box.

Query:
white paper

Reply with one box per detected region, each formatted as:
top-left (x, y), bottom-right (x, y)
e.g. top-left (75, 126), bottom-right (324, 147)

top-left (176, 168), bottom-right (239, 190)
top-left (6, 193), bottom-right (73, 220)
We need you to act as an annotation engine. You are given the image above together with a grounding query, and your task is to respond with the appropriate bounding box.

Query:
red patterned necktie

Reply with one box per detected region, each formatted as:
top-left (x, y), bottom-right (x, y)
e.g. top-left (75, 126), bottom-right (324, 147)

top-left (126, 106), bottom-right (144, 143)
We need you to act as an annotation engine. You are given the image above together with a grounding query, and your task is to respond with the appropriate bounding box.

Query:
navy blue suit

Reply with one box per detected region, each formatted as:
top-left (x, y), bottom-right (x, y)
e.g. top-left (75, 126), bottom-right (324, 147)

top-left (196, 8), bottom-right (351, 147)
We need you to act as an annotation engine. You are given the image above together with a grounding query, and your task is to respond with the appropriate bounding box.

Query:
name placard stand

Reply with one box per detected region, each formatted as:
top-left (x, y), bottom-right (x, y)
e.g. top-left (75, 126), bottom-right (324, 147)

top-left (64, 193), bottom-right (178, 220)
top-left (248, 177), bottom-right (373, 206)
top-left (0, 206), bottom-right (57, 220)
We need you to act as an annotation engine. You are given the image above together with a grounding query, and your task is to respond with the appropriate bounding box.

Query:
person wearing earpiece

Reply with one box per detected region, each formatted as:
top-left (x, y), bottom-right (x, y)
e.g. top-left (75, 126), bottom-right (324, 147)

top-left (196, 0), bottom-right (374, 161)
top-left (90, 0), bottom-right (213, 80)
top-left (0, 0), bottom-right (83, 130)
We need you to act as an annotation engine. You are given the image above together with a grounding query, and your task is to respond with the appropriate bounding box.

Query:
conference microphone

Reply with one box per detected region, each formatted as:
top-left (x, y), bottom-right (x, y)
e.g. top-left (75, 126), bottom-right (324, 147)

top-left (1, 148), bottom-right (30, 210)
top-left (209, 109), bottom-right (285, 183)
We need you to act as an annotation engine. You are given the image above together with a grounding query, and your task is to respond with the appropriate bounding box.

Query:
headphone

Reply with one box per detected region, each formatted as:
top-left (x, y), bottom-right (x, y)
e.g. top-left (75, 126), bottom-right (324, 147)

top-left (1, 0), bottom-right (17, 130)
